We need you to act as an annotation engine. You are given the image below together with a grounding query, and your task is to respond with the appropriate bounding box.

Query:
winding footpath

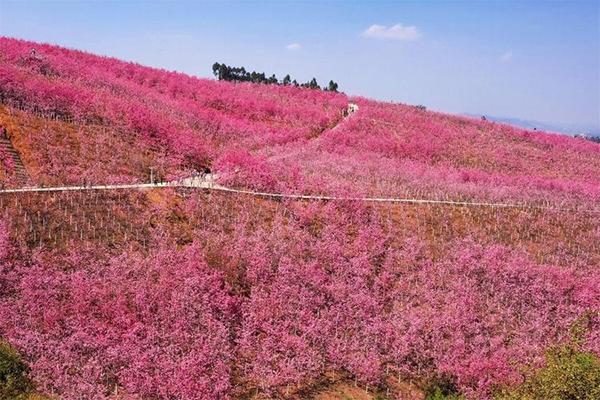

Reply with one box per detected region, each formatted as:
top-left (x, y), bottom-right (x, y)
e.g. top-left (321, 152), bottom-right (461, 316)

top-left (0, 174), bottom-right (596, 214)
top-left (0, 102), bottom-right (597, 214)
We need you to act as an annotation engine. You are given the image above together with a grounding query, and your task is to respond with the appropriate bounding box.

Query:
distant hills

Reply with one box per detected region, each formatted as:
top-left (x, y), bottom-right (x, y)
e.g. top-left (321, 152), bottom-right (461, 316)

top-left (463, 113), bottom-right (600, 137)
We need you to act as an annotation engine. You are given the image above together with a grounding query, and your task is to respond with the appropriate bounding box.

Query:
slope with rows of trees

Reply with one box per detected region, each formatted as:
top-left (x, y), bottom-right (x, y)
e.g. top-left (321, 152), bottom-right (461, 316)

top-left (0, 37), bottom-right (599, 400)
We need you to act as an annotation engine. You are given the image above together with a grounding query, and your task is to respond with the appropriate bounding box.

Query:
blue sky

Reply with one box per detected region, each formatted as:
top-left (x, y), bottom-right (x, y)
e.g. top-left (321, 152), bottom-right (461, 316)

top-left (1, 0), bottom-right (598, 132)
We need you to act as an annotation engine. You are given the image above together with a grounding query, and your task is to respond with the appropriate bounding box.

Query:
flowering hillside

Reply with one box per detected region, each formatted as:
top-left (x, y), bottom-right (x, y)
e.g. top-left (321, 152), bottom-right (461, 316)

top-left (0, 37), bottom-right (347, 186)
top-left (257, 98), bottom-right (600, 208)
top-left (0, 37), bottom-right (599, 400)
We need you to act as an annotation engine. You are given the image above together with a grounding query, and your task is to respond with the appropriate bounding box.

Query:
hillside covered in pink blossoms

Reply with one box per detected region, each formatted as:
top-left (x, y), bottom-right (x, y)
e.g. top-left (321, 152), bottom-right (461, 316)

top-left (0, 37), bottom-right (599, 400)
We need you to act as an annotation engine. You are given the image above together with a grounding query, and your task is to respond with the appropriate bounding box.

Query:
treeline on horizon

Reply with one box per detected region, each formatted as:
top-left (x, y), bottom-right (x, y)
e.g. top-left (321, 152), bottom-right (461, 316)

top-left (212, 62), bottom-right (339, 92)
top-left (574, 134), bottom-right (600, 144)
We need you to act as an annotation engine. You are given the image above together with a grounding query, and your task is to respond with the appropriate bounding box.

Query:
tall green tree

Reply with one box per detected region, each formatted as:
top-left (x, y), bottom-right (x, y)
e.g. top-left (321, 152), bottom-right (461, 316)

top-left (211, 62), bottom-right (221, 78)
top-left (327, 80), bottom-right (338, 92)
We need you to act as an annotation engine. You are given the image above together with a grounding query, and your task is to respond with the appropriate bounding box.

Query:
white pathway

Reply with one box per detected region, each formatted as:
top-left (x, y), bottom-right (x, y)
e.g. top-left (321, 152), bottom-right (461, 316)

top-left (0, 102), bottom-right (597, 214)
top-left (0, 175), bottom-right (595, 214)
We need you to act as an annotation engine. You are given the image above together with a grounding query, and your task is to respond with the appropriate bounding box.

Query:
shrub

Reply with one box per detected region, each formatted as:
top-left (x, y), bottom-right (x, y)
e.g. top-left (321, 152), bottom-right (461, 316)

top-left (0, 339), bottom-right (32, 400)
top-left (425, 375), bottom-right (465, 400)
top-left (494, 345), bottom-right (600, 400)
top-left (426, 388), bottom-right (465, 400)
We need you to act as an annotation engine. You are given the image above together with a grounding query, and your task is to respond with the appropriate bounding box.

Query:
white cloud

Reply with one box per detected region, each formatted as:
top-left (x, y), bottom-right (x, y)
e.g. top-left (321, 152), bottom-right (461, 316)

top-left (362, 23), bottom-right (421, 41)
top-left (285, 42), bottom-right (302, 50)
top-left (501, 50), bottom-right (513, 62)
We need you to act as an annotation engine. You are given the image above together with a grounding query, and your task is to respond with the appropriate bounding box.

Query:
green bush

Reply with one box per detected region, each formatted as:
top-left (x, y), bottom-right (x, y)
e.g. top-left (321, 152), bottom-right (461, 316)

top-left (424, 375), bottom-right (465, 400)
top-left (425, 387), bottom-right (464, 400)
top-left (0, 339), bottom-right (33, 400)
top-left (495, 345), bottom-right (600, 400)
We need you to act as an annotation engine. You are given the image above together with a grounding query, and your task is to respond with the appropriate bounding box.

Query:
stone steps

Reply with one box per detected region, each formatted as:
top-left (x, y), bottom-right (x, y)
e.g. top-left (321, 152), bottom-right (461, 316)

top-left (0, 137), bottom-right (29, 185)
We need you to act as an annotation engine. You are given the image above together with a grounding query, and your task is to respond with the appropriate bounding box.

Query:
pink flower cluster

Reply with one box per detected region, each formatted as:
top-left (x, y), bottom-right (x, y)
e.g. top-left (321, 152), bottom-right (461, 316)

top-left (0, 230), bottom-right (236, 399)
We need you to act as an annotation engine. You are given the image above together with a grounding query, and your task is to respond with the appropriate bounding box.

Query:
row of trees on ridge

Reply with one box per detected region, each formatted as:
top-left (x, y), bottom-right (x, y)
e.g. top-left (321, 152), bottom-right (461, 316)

top-left (212, 62), bottom-right (339, 92)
